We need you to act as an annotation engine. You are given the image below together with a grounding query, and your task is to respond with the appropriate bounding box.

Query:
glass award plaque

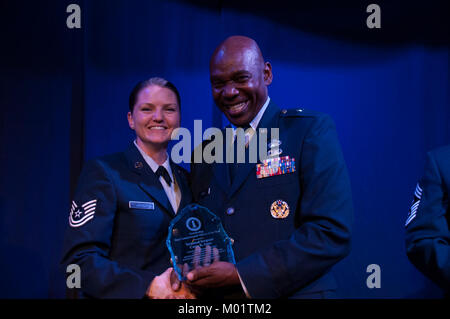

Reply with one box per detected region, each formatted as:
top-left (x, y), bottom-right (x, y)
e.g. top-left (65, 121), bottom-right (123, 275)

top-left (166, 204), bottom-right (236, 280)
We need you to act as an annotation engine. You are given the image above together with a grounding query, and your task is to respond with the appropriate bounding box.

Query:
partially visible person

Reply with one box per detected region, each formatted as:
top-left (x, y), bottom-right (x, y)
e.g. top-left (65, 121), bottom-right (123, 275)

top-left (405, 144), bottom-right (450, 295)
top-left (60, 77), bottom-right (195, 298)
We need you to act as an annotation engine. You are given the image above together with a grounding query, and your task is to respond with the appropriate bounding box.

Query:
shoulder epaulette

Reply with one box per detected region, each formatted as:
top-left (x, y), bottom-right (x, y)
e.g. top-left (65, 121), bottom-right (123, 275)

top-left (279, 108), bottom-right (319, 117)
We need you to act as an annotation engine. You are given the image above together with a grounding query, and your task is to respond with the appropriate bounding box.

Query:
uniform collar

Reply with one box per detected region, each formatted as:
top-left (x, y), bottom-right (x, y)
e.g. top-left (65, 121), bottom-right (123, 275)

top-left (123, 142), bottom-right (176, 217)
top-left (133, 140), bottom-right (174, 181)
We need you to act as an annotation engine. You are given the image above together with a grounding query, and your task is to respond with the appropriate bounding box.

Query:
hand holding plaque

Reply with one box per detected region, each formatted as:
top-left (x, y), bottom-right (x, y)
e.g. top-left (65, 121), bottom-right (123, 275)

top-left (166, 204), bottom-right (236, 280)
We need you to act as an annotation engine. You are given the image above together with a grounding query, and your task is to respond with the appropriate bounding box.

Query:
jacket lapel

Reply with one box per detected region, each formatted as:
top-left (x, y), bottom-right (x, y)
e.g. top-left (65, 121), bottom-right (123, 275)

top-left (170, 161), bottom-right (192, 213)
top-left (124, 143), bottom-right (175, 218)
top-left (211, 128), bottom-right (233, 193)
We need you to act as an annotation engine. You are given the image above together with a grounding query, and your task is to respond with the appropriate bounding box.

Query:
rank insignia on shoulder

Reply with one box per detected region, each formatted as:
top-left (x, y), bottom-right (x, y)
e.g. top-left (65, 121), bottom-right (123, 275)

top-left (270, 200), bottom-right (290, 219)
top-left (405, 183), bottom-right (422, 227)
top-left (256, 156), bottom-right (296, 179)
top-left (69, 199), bottom-right (97, 227)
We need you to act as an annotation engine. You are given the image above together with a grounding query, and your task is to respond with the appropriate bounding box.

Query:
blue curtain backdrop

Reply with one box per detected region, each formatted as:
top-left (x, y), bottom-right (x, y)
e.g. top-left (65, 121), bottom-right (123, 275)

top-left (0, 0), bottom-right (449, 298)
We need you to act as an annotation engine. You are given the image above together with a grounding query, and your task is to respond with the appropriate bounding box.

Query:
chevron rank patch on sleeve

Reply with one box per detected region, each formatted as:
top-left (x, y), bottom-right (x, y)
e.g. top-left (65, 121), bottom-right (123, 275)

top-left (405, 183), bottom-right (422, 227)
top-left (69, 199), bottom-right (97, 227)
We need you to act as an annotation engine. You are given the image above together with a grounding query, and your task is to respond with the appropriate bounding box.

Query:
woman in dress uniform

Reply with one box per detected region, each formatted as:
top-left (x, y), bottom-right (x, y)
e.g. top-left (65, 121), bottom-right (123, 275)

top-left (61, 77), bottom-right (194, 299)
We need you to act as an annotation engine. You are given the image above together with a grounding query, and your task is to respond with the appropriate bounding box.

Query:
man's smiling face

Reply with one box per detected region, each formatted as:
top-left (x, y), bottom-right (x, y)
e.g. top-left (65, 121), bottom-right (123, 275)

top-left (210, 38), bottom-right (272, 126)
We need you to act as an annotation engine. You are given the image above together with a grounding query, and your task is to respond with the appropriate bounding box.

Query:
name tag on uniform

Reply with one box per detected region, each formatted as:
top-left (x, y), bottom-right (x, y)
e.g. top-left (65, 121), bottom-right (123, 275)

top-left (129, 201), bottom-right (155, 210)
top-left (256, 156), bottom-right (296, 179)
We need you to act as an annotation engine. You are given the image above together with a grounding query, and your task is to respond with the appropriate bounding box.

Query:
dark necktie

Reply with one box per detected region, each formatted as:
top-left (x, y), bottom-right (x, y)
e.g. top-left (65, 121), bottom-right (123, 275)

top-left (156, 166), bottom-right (172, 186)
top-left (228, 124), bottom-right (251, 184)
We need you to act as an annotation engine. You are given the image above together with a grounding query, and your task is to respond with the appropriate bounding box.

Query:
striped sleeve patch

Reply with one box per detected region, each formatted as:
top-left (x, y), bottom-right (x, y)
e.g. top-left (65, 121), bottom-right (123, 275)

top-left (405, 183), bottom-right (422, 227)
top-left (69, 199), bottom-right (97, 227)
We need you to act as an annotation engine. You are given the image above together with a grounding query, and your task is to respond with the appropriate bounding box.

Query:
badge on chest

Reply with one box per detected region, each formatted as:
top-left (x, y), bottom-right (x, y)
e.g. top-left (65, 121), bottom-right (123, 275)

top-left (256, 155), bottom-right (296, 179)
top-left (129, 201), bottom-right (155, 210)
top-left (270, 200), bottom-right (290, 219)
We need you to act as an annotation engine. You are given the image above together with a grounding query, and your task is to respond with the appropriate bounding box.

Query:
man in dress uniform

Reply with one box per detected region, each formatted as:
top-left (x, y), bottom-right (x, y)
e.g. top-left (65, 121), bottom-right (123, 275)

top-left (187, 35), bottom-right (353, 298)
top-left (405, 144), bottom-right (450, 294)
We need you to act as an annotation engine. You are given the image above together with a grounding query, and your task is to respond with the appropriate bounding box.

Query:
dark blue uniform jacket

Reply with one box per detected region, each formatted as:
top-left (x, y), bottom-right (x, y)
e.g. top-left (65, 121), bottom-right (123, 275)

top-left (60, 143), bottom-right (192, 298)
top-left (190, 101), bottom-right (353, 298)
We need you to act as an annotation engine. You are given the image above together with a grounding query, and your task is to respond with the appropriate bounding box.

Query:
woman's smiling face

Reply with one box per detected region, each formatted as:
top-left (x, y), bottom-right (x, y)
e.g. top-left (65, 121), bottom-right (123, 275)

top-left (128, 85), bottom-right (180, 150)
